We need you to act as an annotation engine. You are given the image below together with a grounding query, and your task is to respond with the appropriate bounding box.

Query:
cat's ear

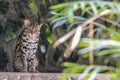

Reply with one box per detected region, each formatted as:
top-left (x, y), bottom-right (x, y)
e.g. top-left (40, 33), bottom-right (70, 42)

top-left (24, 19), bottom-right (31, 27)
top-left (37, 23), bottom-right (43, 30)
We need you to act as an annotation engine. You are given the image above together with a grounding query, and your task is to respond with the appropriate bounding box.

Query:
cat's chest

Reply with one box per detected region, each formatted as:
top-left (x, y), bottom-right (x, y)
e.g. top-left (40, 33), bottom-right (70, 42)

top-left (18, 34), bottom-right (39, 58)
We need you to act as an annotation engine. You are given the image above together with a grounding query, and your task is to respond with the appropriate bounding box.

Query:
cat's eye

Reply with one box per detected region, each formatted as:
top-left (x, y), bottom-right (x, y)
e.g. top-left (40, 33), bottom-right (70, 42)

top-left (27, 29), bottom-right (31, 32)
top-left (27, 28), bottom-right (33, 32)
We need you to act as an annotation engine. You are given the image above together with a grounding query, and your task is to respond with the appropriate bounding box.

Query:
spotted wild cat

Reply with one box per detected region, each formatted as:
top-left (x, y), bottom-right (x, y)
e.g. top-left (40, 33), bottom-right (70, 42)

top-left (13, 19), bottom-right (43, 72)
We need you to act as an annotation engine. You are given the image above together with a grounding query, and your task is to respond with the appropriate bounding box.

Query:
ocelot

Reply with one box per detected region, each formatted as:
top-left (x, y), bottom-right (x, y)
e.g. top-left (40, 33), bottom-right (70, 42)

top-left (13, 19), bottom-right (43, 72)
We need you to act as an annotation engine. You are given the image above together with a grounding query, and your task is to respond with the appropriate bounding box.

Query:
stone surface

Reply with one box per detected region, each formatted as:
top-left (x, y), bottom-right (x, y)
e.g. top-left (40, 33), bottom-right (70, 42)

top-left (0, 72), bottom-right (117, 80)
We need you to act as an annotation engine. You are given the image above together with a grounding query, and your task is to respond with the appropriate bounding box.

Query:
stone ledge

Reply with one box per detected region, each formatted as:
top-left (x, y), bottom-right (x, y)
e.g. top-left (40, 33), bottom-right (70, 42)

top-left (0, 72), bottom-right (117, 80)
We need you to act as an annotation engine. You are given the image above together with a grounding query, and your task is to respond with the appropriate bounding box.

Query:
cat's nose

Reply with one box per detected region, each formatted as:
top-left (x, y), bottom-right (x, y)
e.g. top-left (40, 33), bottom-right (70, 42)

top-left (31, 32), bottom-right (36, 37)
top-left (30, 30), bottom-right (34, 35)
top-left (31, 32), bottom-right (35, 36)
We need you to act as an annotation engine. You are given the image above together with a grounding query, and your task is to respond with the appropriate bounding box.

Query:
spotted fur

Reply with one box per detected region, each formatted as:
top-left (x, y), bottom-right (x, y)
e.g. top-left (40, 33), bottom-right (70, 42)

top-left (13, 19), bottom-right (43, 72)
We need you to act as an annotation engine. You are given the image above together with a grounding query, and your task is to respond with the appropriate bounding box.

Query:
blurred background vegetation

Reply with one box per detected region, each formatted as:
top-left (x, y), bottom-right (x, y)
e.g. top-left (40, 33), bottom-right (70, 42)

top-left (0, 0), bottom-right (120, 79)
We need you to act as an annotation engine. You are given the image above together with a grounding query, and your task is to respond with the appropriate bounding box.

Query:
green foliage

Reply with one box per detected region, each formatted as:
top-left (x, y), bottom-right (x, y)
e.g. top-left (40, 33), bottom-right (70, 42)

top-left (44, 24), bottom-right (57, 44)
top-left (63, 62), bottom-right (87, 73)
top-left (47, 34), bottom-right (56, 44)
top-left (28, 0), bottom-right (38, 17)
top-left (50, 1), bottom-right (120, 31)
top-left (50, 2), bottom-right (69, 10)
top-left (6, 26), bottom-right (16, 41)
top-left (50, 0), bottom-right (120, 79)
top-left (62, 62), bottom-right (117, 80)
top-left (0, 0), bottom-right (9, 14)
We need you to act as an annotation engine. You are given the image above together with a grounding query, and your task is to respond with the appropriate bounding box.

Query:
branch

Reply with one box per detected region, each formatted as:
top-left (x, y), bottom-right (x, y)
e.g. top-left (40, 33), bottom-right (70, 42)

top-left (53, 9), bottom-right (113, 48)
top-left (87, 11), bottom-right (120, 27)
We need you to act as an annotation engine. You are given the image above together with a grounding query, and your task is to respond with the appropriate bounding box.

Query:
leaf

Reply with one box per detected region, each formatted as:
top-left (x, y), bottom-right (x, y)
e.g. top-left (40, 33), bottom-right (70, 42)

top-left (67, 21), bottom-right (81, 31)
top-left (50, 2), bottom-right (69, 9)
top-left (50, 16), bottom-right (68, 24)
top-left (67, 16), bottom-right (87, 30)
top-left (70, 27), bottom-right (82, 51)
top-left (82, 6), bottom-right (92, 15)
top-left (78, 39), bottom-right (120, 55)
top-left (115, 4), bottom-right (120, 12)
top-left (88, 67), bottom-right (100, 80)
top-left (53, 29), bottom-right (76, 48)
top-left (81, 1), bottom-right (85, 10)
top-left (68, 16), bottom-right (74, 23)
top-left (67, 16), bottom-right (87, 31)
top-left (90, 2), bottom-right (98, 15)
top-left (109, 3), bottom-right (115, 9)
top-left (64, 26), bottom-right (83, 58)
top-left (68, 10), bottom-right (74, 23)
top-left (98, 1), bottom-right (109, 10)
top-left (111, 53), bottom-right (120, 58)
top-left (63, 62), bottom-right (87, 73)
top-left (64, 40), bottom-right (72, 58)
top-left (78, 41), bottom-right (89, 47)
top-left (48, 13), bottom-right (65, 21)
top-left (47, 34), bottom-right (56, 44)
top-left (53, 19), bottom-right (67, 31)
top-left (94, 22), bottom-right (106, 29)
top-left (72, 3), bottom-right (78, 11)
top-left (78, 66), bottom-right (93, 80)
top-left (96, 49), bottom-right (120, 56)
top-left (74, 16), bottom-right (87, 21)
top-left (28, 1), bottom-right (38, 17)
top-left (63, 62), bottom-right (81, 68)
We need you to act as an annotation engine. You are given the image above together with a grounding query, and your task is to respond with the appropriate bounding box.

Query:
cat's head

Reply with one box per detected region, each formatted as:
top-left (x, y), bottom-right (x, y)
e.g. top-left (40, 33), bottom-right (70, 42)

top-left (24, 19), bottom-right (43, 37)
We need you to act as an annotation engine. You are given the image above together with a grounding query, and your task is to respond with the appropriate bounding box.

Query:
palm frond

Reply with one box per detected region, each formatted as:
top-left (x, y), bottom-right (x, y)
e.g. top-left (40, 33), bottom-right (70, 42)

top-left (50, 1), bottom-right (120, 30)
